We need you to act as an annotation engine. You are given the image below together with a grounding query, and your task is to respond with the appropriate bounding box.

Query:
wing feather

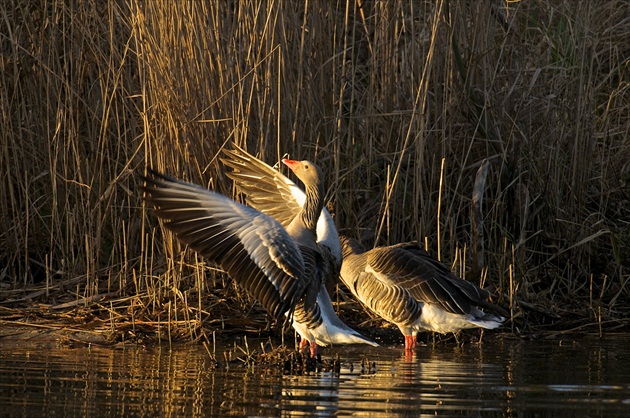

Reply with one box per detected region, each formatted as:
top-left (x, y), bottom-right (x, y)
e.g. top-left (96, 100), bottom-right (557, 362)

top-left (221, 145), bottom-right (342, 265)
top-left (390, 242), bottom-right (490, 301)
top-left (141, 170), bottom-right (307, 320)
top-left (366, 246), bottom-right (472, 315)
top-left (339, 256), bottom-right (421, 327)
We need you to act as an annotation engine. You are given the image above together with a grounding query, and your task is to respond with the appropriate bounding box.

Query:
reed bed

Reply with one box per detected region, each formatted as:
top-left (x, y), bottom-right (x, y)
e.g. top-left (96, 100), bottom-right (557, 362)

top-left (1, 0), bottom-right (628, 345)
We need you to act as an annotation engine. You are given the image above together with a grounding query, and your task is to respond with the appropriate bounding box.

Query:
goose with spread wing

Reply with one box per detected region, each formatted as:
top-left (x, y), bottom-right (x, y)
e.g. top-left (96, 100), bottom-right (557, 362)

top-left (218, 146), bottom-right (377, 353)
top-left (140, 153), bottom-right (376, 355)
top-left (339, 236), bottom-right (507, 350)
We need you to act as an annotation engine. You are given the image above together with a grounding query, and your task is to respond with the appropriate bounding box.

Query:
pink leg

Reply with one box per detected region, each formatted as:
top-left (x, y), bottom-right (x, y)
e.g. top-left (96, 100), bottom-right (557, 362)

top-left (310, 341), bottom-right (318, 357)
top-left (299, 338), bottom-right (309, 353)
top-left (404, 335), bottom-right (417, 350)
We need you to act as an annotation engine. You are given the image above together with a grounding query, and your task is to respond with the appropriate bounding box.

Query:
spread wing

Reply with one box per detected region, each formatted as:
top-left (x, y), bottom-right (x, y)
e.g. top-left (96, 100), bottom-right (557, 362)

top-left (140, 170), bottom-right (309, 320)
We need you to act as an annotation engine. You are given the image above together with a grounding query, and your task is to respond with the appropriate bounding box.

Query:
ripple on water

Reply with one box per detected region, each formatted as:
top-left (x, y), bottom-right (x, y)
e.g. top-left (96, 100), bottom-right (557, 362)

top-left (1, 336), bottom-right (629, 417)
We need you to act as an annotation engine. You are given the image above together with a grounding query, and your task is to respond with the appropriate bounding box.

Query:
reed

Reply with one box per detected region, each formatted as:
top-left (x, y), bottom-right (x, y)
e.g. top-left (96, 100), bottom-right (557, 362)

top-left (0, 0), bottom-right (628, 341)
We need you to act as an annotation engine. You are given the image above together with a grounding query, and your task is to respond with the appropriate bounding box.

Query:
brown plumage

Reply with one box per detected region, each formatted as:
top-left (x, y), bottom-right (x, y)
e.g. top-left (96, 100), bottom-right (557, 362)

top-left (140, 149), bottom-right (376, 354)
top-left (219, 146), bottom-right (377, 353)
top-left (140, 163), bottom-right (317, 323)
top-left (340, 236), bottom-right (507, 350)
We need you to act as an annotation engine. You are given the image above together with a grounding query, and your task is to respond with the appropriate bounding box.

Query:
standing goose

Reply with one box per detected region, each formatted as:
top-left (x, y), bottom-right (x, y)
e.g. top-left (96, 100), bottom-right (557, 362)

top-left (140, 154), bottom-right (376, 355)
top-left (339, 236), bottom-right (507, 350)
top-left (219, 146), bottom-right (377, 353)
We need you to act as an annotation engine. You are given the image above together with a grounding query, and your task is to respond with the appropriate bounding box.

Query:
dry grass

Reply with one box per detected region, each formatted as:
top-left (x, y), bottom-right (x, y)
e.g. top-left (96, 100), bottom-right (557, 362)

top-left (1, 0), bottom-right (628, 343)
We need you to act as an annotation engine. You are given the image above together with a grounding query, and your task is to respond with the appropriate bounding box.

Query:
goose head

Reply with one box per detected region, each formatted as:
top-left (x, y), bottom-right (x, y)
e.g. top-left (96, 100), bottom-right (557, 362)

top-left (282, 159), bottom-right (323, 191)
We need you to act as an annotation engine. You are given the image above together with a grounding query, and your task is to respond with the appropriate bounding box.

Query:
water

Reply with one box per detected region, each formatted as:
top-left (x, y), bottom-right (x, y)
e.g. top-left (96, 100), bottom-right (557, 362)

top-left (1, 336), bottom-right (629, 417)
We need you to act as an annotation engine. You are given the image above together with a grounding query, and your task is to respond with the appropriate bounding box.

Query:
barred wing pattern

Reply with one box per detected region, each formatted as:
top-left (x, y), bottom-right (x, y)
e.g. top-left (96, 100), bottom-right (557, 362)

top-left (386, 243), bottom-right (491, 306)
top-left (339, 235), bottom-right (506, 350)
top-left (221, 146), bottom-right (301, 229)
top-left (367, 246), bottom-right (474, 315)
top-left (141, 170), bottom-right (308, 321)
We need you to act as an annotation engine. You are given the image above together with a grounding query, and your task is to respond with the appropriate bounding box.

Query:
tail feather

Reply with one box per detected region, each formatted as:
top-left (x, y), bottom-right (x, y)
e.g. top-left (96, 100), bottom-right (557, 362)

top-left (468, 316), bottom-right (504, 330)
top-left (309, 288), bottom-right (379, 347)
top-left (468, 308), bottom-right (505, 329)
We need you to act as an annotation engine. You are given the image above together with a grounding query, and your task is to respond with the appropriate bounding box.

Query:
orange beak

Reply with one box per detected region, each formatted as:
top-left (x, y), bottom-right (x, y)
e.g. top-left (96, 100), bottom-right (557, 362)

top-left (282, 159), bottom-right (300, 171)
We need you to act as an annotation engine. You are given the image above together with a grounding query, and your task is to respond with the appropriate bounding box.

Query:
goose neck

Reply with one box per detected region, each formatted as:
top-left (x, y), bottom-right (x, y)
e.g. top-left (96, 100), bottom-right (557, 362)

top-left (300, 183), bottom-right (324, 232)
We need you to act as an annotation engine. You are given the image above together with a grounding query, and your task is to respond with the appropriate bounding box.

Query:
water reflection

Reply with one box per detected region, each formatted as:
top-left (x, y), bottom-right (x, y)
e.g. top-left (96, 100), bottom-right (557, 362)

top-left (0, 337), bottom-right (629, 417)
